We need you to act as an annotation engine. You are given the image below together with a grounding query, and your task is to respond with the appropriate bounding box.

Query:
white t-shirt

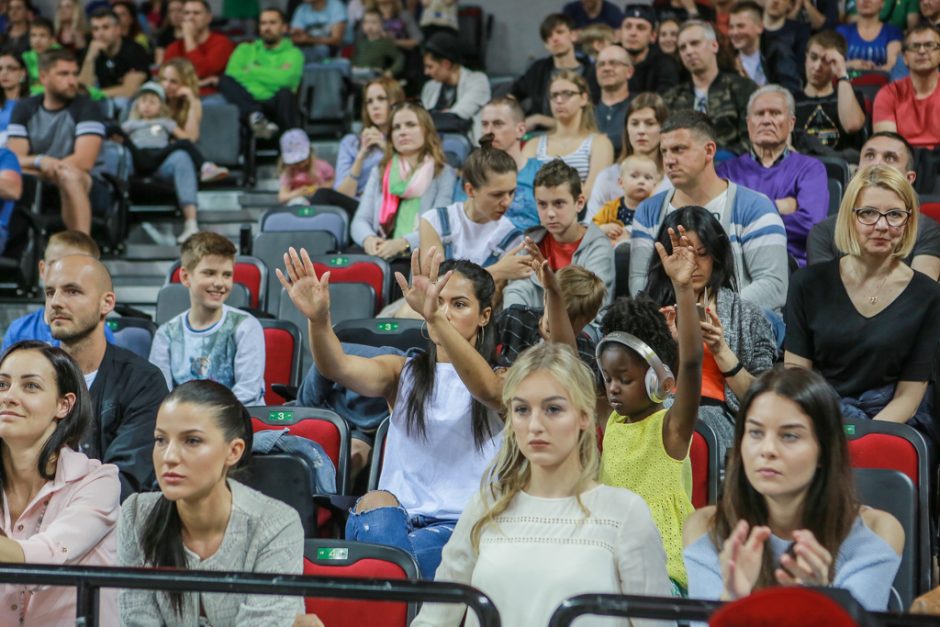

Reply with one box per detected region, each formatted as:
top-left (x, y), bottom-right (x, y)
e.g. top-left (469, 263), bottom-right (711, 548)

top-left (740, 50), bottom-right (766, 86)
top-left (670, 188), bottom-right (730, 222)
top-left (421, 202), bottom-right (522, 267)
top-left (84, 370), bottom-right (98, 390)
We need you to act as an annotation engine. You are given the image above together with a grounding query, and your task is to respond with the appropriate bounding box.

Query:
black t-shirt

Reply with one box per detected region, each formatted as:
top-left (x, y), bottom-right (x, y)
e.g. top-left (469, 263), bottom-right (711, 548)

top-left (794, 89), bottom-right (866, 152)
top-left (93, 38), bottom-right (151, 88)
top-left (807, 214), bottom-right (940, 266)
top-left (629, 47), bottom-right (680, 96)
top-left (785, 258), bottom-right (940, 397)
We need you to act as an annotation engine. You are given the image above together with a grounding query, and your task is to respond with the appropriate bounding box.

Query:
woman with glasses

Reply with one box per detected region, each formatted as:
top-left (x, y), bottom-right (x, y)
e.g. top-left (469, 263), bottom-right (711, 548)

top-left (785, 165), bottom-right (940, 431)
top-left (521, 71), bottom-right (613, 201)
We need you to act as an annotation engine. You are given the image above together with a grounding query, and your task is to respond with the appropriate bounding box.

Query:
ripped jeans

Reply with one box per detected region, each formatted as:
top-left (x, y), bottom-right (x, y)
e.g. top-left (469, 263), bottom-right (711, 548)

top-left (344, 496), bottom-right (456, 579)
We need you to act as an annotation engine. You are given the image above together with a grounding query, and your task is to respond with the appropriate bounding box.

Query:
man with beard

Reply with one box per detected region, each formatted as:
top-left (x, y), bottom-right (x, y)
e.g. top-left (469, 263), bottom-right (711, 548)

top-left (220, 7), bottom-right (303, 138)
top-left (621, 4), bottom-right (680, 95)
top-left (7, 49), bottom-right (104, 235)
top-left (43, 255), bottom-right (168, 500)
top-left (78, 8), bottom-right (150, 100)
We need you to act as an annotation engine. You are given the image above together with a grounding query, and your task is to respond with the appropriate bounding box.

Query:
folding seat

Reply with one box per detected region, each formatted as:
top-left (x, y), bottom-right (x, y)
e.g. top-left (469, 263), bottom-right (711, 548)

top-left (853, 468), bottom-right (915, 609)
top-left (690, 421), bottom-right (720, 508)
top-left (815, 155), bottom-right (850, 189)
top-left (309, 254), bottom-right (391, 311)
top-left (368, 418), bottom-right (391, 491)
top-left (333, 318), bottom-right (427, 353)
top-left (303, 539), bottom-right (419, 627)
top-left (252, 230), bottom-right (338, 314)
top-left (843, 418), bottom-right (932, 596)
top-left (261, 205), bottom-right (349, 250)
top-left (828, 179), bottom-right (843, 216)
top-left (167, 255), bottom-right (268, 310)
top-left (155, 283), bottom-right (250, 326)
top-left (259, 319), bottom-right (303, 405)
top-left (106, 316), bottom-right (158, 359)
top-left (242, 453), bottom-right (317, 537)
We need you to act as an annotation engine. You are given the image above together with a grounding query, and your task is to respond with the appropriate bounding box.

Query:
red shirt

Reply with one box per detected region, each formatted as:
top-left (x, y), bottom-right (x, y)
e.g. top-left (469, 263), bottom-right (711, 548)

top-left (873, 76), bottom-right (940, 149)
top-left (164, 32), bottom-right (235, 95)
top-left (538, 234), bottom-right (582, 271)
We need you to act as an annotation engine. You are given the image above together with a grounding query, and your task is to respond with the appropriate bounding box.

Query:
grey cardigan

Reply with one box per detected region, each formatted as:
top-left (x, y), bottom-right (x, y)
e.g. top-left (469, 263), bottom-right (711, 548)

top-left (117, 479), bottom-right (304, 627)
top-left (351, 162), bottom-right (457, 248)
top-left (714, 287), bottom-right (777, 413)
top-left (502, 224), bottom-right (615, 310)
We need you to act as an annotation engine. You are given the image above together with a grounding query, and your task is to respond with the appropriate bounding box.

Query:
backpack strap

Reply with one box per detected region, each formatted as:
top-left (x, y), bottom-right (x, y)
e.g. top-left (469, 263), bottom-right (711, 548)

top-left (484, 228), bottom-right (523, 268)
top-left (436, 206), bottom-right (455, 260)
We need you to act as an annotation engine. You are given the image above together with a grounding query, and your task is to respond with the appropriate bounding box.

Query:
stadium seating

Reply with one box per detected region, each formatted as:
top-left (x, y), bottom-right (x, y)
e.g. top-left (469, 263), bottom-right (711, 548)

top-left (243, 452), bottom-right (318, 537)
top-left (154, 283), bottom-right (250, 326)
top-left (259, 319), bottom-right (303, 405)
top-left (261, 205), bottom-right (349, 250)
top-left (252, 230), bottom-right (338, 314)
top-left (167, 256), bottom-right (269, 311)
top-left (333, 318), bottom-right (427, 352)
top-left (690, 421), bottom-right (720, 508)
top-left (310, 254), bottom-right (391, 311)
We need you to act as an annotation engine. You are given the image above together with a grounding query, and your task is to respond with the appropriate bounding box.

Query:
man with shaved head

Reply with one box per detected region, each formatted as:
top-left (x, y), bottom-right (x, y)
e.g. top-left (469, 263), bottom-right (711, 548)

top-left (44, 255), bottom-right (168, 499)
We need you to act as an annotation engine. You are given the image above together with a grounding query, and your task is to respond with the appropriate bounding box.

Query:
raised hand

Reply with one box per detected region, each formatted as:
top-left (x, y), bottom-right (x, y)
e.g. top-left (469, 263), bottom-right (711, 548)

top-left (523, 237), bottom-right (560, 294)
top-left (720, 520), bottom-right (772, 601)
top-left (275, 247), bottom-right (331, 324)
top-left (395, 247), bottom-right (453, 321)
top-left (654, 225), bottom-right (697, 288)
top-left (659, 305), bottom-right (678, 342)
top-left (775, 529), bottom-right (833, 587)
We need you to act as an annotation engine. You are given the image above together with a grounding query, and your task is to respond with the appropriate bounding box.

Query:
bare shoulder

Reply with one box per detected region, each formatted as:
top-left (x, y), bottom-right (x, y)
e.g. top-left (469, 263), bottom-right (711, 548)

top-left (860, 506), bottom-right (905, 555)
top-left (683, 505), bottom-right (716, 548)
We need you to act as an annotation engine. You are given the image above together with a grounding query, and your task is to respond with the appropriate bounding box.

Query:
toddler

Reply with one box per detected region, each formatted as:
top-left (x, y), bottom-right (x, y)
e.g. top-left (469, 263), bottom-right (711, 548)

top-left (593, 154), bottom-right (661, 245)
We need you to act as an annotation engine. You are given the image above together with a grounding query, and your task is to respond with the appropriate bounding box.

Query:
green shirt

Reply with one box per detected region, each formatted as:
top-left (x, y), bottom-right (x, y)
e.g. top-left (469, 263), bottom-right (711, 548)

top-left (224, 37), bottom-right (304, 101)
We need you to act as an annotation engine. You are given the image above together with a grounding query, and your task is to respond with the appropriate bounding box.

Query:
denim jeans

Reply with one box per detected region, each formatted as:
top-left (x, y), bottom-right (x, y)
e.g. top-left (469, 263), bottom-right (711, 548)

top-left (154, 149), bottom-right (198, 207)
top-left (345, 497), bottom-right (456, 579)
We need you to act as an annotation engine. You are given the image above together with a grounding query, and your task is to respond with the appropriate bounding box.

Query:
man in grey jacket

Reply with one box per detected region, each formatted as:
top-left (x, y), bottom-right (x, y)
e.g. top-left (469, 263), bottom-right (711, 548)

top-left (503, 160), bottom-right (614, 311)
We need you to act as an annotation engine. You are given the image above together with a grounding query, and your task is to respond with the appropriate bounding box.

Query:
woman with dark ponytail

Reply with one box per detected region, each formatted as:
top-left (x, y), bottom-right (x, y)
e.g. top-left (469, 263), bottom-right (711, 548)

top-left (279, 246), bottom-right (505, 579)
top-left (0, 341), bottom-right (120, 626)
top-left (418, 134), bottom-right (531, 283)
top-left (117, 380), bottom-right (317, 626)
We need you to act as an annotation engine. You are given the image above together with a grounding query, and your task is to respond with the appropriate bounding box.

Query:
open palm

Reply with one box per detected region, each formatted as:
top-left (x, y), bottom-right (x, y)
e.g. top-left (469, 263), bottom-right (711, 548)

top-left (395, 247), bottom-right (453, 321)
top-left (275, 246), bottom-right (331, 324)
top-left (655, 225), bottom-right (697, 288)
top-left (720, 520), bottom-right (771, 600)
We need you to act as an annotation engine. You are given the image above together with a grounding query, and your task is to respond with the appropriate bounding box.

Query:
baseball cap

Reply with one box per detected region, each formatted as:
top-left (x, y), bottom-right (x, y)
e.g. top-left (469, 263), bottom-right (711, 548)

top-left (623, 4), bottom-right (658, 26)
top-left (138, 81), bottom-right (165, 102)
top-left (280, 128), bottom-right (311, 165)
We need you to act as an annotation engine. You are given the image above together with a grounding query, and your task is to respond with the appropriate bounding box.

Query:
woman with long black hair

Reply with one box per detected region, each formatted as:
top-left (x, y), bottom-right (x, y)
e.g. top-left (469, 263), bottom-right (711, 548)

top-left (118, 380), bottom-right (317, 626)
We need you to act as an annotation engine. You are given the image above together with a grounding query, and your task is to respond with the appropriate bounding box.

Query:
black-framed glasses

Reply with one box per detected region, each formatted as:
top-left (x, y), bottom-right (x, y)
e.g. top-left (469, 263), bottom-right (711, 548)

top-left (549, 89), bottom-right (582, 102)
top-left (904, 42), bottom-right (940, 52)
top-left (853, 207), bottom-right (911, 227)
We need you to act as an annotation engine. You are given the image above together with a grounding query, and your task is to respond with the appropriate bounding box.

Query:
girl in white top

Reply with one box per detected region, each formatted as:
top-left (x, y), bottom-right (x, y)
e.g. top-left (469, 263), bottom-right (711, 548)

top-left (522, 71), bottom-right (613, 202)
top-left (412, 341), bottom-right (673, 627)
top-left (278, 247), bottom-right (511, 579)
top-left (420, 135), bottom-right (535, 281)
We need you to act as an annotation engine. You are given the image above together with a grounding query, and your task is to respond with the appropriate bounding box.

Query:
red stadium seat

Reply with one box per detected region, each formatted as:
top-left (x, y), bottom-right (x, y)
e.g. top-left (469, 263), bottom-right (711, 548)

top-left (311, 254), bottom-right (391, 311)
top-left (259, 320), bottom-right (302, 405)
top-left (920, 202), bottom-right (940, 223)
top-left (690, 421), bottom-right (720, 509)
top-left (850, 70), bottom-right (890, 88)
top-left (167, 256), bottom-right (268, 310)
top-left (303, 539), bottom-right (419, 627)
top-left (843, 418), bottom-right (932, 595)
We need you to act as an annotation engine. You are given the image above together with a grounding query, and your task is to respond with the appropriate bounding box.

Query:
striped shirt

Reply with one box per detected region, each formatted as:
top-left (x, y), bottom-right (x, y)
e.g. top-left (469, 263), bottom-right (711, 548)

top-left (7, 94), bottom-right (105, 159)
top-left (535, 133), bottom-right (594, 181)
top-left (628, 182), bottom-right (790, 311)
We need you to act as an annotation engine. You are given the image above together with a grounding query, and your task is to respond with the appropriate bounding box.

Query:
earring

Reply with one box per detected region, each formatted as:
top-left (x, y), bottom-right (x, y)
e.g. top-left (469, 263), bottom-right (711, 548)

top-left (420, 321), bottom-right (431, 341)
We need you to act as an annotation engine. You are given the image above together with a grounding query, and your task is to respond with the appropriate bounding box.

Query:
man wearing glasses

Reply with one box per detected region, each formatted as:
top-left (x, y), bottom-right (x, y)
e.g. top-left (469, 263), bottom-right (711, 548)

top-left (594, 45), bottom-right (633, 154)
top-left (873, 24), bottom-right (940, 148)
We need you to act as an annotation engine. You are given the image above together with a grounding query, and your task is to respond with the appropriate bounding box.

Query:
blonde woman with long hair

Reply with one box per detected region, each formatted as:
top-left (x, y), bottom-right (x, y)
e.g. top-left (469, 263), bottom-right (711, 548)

top-left (54, 0), bottom-right (87, 51)
top-left (521, 71), bottom-right (613, 202)
top-left (412, 342), bottom-right (672, 627)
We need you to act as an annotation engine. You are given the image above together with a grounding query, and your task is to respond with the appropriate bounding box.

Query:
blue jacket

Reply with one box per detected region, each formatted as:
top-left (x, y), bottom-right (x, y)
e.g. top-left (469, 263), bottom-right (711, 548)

top-left (252, 428), bottom-right (337, 494)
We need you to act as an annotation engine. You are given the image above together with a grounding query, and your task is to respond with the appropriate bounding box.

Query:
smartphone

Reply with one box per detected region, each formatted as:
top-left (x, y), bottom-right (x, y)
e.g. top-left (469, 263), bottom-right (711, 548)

top-left (696, 304), bottom-right (708, 322)
top-left (778, 541), bottom-right (798, 570)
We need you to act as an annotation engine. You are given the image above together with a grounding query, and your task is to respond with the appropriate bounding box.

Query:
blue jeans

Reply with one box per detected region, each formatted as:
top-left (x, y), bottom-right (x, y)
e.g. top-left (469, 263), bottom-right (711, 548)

top-left (345, 497), bottom-right (455, 579)
top-left (761, 307), bottom-right (785, 351)
top-left (154, 149), bottom-right (198, 207)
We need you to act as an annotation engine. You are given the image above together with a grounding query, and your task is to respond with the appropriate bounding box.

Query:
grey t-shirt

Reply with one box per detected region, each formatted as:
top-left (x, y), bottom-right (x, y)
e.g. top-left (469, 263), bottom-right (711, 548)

top-left (7, 94), bottom-right (105, 158)
top-left (121, 118), bottom-right (177, 150)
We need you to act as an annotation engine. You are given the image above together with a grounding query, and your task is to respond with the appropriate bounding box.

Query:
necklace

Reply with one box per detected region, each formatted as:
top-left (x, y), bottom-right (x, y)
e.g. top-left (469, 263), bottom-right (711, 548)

top-left (863, 269), bottom-right (891, 305)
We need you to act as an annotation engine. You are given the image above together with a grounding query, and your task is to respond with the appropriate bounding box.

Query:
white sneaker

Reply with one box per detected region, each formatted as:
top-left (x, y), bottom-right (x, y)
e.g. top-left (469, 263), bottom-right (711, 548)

top-left (249, 112), bottom-right (278, 139)
top-left (176, 220), bottom-right (199, 244)
top-left (200, 161), bottom-right (230, 183)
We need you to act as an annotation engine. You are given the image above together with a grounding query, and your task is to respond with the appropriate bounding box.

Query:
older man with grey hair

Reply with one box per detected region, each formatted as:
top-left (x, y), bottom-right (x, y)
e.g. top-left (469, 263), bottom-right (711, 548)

top-left (716, 84), bottom-right (829, 266)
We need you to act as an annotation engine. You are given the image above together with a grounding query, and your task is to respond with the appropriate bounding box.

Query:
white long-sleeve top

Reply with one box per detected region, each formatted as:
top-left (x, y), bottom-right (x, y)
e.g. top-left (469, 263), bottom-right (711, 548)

top-left (412, 484), bottom-right (675, 627)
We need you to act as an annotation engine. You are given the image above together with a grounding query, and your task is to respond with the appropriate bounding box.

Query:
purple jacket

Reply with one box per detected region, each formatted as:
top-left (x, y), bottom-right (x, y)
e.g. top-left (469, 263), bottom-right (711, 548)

top-left (717, 150), bottom-right (828, 266)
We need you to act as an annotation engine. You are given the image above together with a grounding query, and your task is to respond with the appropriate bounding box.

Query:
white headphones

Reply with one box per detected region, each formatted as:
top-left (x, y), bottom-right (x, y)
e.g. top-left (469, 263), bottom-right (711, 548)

top-left (596, 331), bottom-right (676, 404)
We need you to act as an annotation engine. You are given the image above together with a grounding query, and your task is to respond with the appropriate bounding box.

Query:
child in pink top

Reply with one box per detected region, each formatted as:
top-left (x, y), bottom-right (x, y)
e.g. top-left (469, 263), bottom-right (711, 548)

top-left (278, 128), bottom-right (335, 205)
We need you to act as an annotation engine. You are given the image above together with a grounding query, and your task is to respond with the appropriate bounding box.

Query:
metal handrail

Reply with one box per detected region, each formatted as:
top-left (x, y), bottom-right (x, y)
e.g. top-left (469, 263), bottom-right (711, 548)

top-left (547, 593), bottom-right (940, 627)
top-left (0, 564), bottom-right (500, 627)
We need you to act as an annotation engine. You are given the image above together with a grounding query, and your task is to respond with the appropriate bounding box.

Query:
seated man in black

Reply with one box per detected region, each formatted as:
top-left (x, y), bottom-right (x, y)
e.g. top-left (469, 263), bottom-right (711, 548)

top-left (43, 255), bottom-right (168, 499)
top-left (621, 4), bottom-right (680, 95)
top-left (78, 8), bottom-right (150, 101)
top-left (807, 132), bottom-right (940, 280)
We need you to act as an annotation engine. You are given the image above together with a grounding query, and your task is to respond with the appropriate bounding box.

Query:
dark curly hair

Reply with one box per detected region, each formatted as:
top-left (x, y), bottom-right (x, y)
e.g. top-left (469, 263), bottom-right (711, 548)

top-left (600, 295), bottom-right (677, 370)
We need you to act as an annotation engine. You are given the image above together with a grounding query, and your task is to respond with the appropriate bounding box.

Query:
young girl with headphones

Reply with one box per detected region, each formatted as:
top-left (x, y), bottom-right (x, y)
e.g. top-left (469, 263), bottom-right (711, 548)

top-left (596, 225), bottom-right (704, 595)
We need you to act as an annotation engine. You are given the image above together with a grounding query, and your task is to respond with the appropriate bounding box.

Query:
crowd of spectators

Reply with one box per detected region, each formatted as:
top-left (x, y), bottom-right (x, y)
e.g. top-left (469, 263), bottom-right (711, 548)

top-left (2, 0), bottom-right (940, 623)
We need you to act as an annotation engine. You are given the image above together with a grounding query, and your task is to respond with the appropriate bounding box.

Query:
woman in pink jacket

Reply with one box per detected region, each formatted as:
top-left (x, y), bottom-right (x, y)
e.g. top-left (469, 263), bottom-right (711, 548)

top-left (0, 341), bottom-right (121, 626)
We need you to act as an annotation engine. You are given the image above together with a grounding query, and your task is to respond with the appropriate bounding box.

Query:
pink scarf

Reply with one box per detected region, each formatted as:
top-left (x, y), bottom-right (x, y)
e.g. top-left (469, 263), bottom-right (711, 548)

top-left (379, 155), bottom-right (436, 236)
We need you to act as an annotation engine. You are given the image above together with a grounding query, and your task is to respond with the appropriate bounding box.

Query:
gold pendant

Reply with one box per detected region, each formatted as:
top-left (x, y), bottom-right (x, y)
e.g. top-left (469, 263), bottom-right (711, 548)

top-left (869, 296), bottom-right (878, 304)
